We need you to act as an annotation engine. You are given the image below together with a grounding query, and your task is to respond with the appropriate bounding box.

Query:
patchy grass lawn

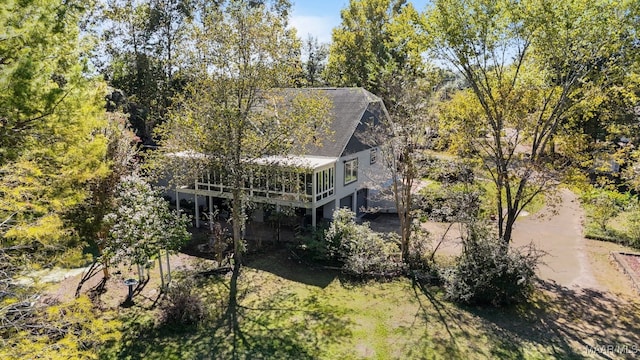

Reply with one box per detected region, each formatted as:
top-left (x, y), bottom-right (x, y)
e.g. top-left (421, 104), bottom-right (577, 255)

top-left (583, 208), bottom-right (640, 250)
top-left (586, 238), bottom-right (640, 297)
top-left (478, 180), bottom-right (546, 217)
top-left (96, 250), bottom-right (640, 360)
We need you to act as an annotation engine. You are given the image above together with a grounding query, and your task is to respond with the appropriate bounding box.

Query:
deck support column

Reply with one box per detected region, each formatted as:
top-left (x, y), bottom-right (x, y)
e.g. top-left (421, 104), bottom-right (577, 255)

top-left (195, 189), bottom-right (199, 228)
top-left (209, 196), bottom-right (214, 226)
top-left (352, 190), bottom-right (357, 214)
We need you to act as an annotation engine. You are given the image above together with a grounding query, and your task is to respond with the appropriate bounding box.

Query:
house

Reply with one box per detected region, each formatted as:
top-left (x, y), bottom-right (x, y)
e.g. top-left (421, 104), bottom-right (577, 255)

top-left (171, 87), bottom-right (390, 228)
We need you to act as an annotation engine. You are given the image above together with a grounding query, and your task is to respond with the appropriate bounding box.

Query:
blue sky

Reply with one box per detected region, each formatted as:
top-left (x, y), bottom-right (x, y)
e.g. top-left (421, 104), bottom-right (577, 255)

top-left (290, 0), bottom-right (431, 45)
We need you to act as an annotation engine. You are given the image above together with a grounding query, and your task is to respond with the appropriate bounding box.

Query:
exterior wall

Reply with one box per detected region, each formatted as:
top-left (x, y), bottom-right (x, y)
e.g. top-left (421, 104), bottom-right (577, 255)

top-left (334, 147), bottom-right (380, 215)
top-left (322, 201), bottom-right (335, 219)
top-left (359, 146), bottom-right (396, 213)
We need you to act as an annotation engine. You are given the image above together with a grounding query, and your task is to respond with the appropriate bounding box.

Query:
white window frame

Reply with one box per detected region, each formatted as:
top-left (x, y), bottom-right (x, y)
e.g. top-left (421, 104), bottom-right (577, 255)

top-left (344, 158), bottom-right (358, 185)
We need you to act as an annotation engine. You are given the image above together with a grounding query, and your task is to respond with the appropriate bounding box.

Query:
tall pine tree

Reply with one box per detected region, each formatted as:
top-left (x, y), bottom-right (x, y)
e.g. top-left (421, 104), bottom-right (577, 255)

top-left (0, 0), bottom-right (108, 262)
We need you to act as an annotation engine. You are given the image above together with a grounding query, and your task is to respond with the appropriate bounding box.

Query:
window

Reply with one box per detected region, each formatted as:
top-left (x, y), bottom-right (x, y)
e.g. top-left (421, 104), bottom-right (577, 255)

top-left (328, 167), bottom-right (334, 195)
top-left (305, 173), bottom-right (313, 195)
top-left (315, 167), bottom-right (335, 201)
top-left (370, 148), bottom-right (378, 164)
top-left (344, 158), bottom-right (358, 185)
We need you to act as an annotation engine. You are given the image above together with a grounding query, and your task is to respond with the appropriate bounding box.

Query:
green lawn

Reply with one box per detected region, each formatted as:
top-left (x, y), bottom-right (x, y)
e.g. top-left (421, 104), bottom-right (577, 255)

top-left (477, 180), bottom-right (546, 217)
top-left (98, 250), bottom-right (640, 359)
top-left (581, 196), bottom-right (640, 249)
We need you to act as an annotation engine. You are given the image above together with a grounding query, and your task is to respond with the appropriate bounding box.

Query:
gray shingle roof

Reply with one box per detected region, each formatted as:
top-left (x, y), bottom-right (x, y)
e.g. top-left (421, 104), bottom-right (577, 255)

top-left (284, 87), bottom-right (386, 158)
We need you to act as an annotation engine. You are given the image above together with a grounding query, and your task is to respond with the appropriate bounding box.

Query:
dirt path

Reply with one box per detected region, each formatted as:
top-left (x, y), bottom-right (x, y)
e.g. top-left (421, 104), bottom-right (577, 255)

top-left (511, 188), bottom-right (602, 290)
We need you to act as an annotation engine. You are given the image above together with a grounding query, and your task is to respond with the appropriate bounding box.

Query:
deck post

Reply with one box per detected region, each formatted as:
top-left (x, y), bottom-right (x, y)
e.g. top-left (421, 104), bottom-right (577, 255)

top-left (195, 189), bottom-right (199, 228)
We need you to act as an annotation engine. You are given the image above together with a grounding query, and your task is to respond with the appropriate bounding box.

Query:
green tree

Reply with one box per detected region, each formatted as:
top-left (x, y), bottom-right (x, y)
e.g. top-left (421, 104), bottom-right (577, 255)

top-left (103, 174), bottom-right (189, 281)
top-left (302, 34), bottom-right (328, 87)
top-left (152, 0), bottom-right (330, 340)
top-left (361, 71), bottom-right (444, 262)
top-left (0, 0), bottom-right (108, 259)
top-left (99, 0), bottom-right (193, 143)
top-left (324, 0), bottom-right (428, 101)
top-left (155, 0), bottom-right (320, 263)
top-left (0, 293), bottom-right (122, 359)
top-left (626, 203), bottom-right (640, 247)
top-left (582, 187), bottom-right (630, 233)
top-left (427, 0), bottom-right (632, 244)
top-left (70, 111), bottom-right (140, 278)
top-left (0, 0), bottom-right (112, 353)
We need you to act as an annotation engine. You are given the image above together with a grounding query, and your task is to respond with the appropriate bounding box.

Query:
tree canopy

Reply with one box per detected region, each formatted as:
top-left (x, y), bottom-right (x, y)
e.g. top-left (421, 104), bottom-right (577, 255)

top-left (324, 0), bottom-right (428, 102)
top-left (103, 174), bottom-right (189, 269)
top-left (427, 0), bottom-right (634, 243)
top-left (154, 0), bottom-right (331, 262)
top-left (98, 0), bottom-right (194, 144)
top-left (0, 0), bottom-right (109, 258)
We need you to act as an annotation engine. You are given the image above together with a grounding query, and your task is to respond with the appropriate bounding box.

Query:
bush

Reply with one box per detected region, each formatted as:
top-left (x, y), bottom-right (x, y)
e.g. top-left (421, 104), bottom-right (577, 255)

top-left (294, 224), bottom-right (330, 263)
top-left (421, 183), bottom-right (483, 222)
top-left (326, 208), bottom-right (403, 277)
top-left (406, 231), bottom-right (443, 284)
top-left (160, 280), bottom-right (206, 326)
top-left (626, 205), bottom-right (640, 248)
top-left (422, 157), bottom-right (474, 184)
top-left (582, 187), bottom-right (632, 232)
top-left (442, 233), bottom-right (539, 306)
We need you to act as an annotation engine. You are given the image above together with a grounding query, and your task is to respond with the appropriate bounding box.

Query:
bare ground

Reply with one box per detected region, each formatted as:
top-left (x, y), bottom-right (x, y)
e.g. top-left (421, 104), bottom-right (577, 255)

top-left (43, 253), bottom-right (211, 310)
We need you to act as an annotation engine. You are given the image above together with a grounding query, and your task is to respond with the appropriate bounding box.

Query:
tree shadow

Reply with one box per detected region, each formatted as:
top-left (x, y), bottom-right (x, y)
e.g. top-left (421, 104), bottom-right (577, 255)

top-left (245, 248), bottom-right (338, 288)
top-left (105, 262), bottom-right (352, 359)
top-left (465, 280), bottom-right (640, 359)
top-left (75, 260), bottom-right (103, 298)
top-left (408, 277), bottom-right (640, 359)
top-left (408, 276), bottom-right (468, 358)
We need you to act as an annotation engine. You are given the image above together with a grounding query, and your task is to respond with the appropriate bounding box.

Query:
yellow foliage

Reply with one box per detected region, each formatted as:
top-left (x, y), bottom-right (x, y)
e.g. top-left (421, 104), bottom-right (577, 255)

top-left (0, 296), bottom-right (122, 360)
top-left (1, 297), bottom-right (19, 306)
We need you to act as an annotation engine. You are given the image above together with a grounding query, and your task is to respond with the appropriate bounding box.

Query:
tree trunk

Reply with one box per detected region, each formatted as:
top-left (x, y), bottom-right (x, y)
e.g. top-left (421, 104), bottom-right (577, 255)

top-left (503, 213), bottom-right (517, 245)
top-left (226, 259), bottom-right (242, 354)
top-left (231, 188), bottom-right (243, 266)
top-left (97, 241), bottom-right (110, 279)
top-left (137, 263), bottom-right (144, 282)
top-left (158, 254), bottom-right (165, 290)
top-left (401, 188), bottom-right (411, 262)
top-left (102, 261), bottom-right (110, 279)
top-left (166, 251), bottom-right (171, 285)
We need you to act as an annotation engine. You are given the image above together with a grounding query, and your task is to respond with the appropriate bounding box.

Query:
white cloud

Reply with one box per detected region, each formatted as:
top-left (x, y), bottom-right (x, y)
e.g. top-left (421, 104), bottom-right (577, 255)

top-left (289, 15), bottom-right (339, 45)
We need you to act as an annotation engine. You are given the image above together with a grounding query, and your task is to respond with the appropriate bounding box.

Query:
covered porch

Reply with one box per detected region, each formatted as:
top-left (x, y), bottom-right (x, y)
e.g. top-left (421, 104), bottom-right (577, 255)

top-left (173, 155), bottom-right (338, 228)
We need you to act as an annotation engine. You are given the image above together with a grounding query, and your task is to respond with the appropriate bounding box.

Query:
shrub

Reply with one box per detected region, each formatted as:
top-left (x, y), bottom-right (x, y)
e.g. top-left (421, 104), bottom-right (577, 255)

top-left (294, 224), bottom-right (330, 263)
top-left (406, 230), bottom-right (443, 284)
top-left (422, 183), bottom-right (483, 222)
top-left (160, 280), bottom-right (206, 326)
top-left (422, 157), bottom-right (474, 184)
top-left (0, 295), bottom-right (122, 359)
top-left (442, 232), bottom-right (539, 306)
top-left (326, 208), bottom-right (403, 277)
top-left (626, 205), bottom-right (640, 248)
top-left (582, 187), bottom-right (632, 232)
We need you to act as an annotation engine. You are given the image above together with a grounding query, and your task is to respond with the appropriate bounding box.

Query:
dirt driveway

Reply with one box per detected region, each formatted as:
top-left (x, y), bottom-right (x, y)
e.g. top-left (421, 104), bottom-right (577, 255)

top-left (372, 188), bottom-right (637, 296)
top-left (511, 188), bottom-right (601, 290)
